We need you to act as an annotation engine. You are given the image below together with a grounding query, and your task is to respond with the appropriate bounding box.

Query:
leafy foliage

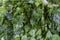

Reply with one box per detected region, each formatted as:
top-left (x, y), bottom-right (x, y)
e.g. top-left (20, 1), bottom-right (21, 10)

top-left (0, 0), bottom-right (60, 40)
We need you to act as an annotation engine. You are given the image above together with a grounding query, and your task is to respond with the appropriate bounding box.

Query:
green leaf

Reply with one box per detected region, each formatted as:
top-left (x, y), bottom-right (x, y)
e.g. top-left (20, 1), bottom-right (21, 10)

top-left (51, 34), bottom-right (60, 40)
